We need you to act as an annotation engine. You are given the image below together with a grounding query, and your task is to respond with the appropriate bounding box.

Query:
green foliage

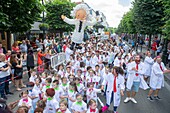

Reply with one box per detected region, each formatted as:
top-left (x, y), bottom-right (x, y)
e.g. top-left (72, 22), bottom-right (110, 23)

top-left (132, 0), bottom-right (165, 34)
top-left (39, 23), bottom-right (49, 29)
top-left (162, 0), bottom-right (170, 39)
top-left (45, 0), bottom-right (76, 32)
top-left (0, 0), bottom-right (43, 33)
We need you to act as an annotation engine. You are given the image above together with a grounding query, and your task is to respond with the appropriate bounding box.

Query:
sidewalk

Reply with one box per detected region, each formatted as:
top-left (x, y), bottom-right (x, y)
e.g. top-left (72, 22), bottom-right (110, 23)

top-left (124, 41), bottom-right (170, 86)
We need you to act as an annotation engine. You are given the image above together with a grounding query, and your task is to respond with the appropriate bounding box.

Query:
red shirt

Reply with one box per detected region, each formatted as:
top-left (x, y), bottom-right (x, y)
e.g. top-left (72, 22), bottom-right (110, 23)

top-left (63, 45), bottom-right (67, 52)
top-left (152, 42), bottom-right (157, 51)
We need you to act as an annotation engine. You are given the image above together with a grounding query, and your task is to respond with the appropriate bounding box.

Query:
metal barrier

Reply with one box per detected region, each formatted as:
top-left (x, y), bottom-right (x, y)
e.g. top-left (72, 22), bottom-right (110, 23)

top-left (50, 53), bottom-right (66, 71)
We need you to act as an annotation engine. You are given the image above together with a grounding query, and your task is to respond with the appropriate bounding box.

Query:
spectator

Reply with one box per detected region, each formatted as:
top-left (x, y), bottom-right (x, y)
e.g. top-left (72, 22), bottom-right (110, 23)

top-left (37, 48), bottom-right (46, 73)
top-left (0, 42), bottom-right (6, 54)
top-left (20, 40), bottom-right (28, 53)
top-left (5, 50), bottom-right (11, 61)
top-left (156, 43), bottom-right (163, 56)
top-left (151, 40), bottom-right (157, 58)
top-left (26, 40), bottom-right (31, 51)
top-left (27, 49), bottom-right (35, 78)
top-left (10, 53), bottom-right (26, 91)
top-left (12, 41), bottom-right (20, 52)
top-left (0, 53), bottom-right (11, 99)
top-left (145, 37), bottom-right (149, 46)
top-left (43, 36), bottom-right (49, 48)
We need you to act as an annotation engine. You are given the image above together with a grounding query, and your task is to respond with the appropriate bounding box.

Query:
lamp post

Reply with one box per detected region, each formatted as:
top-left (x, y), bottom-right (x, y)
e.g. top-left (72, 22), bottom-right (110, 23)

top-left (42, 0), bottom-right (45, 39)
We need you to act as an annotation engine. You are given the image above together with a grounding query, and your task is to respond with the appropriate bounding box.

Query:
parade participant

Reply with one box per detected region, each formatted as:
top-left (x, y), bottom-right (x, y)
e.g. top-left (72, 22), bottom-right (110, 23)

top-left (86, 70), bottom-right (97, 87)
top-left (42, 78), bottom-right (52, 97)
top-left (18, 90), bottom-right (32, 112)
top-left (147, 56), bottom-right (170, 101)
top-left (34, 108), bottom-right (43, 113)
top-left (52, 80), bottom-right (65, 102)
top-left (58, 64), bottom-right (65, 78)
top-left (57, 100), bottom-right (71, 113)
top-left (87, 99), bottom-right (99, 113)
top-left (124, 55), bottom-right (149, 104)
top-left (101, 67), bottom-right (125, 113)
top-left (67, 82), bottom-right (77, 110)
top-left (71, 94), bottom-right (87, 113)
top-left (44, 88), bottom-right (59, 113)
top-left (60, 77), bottom-right (69, 96)
top-left (144, 51), bottom-right (155, 82)
top-left (75, 77), bottom-right (85, 95)
top-left (31, 77), bottom-right (42, 111)
top-left (114, 54), bottom-right (124, 67)
top-left (65, 66), bottom-right (73, 78)
top-left (86, 82), bottom-right (101, 103)
top-left (86, 56), bottom-right (92, 68)
top-left (61, 3), bottom-right (97, 49)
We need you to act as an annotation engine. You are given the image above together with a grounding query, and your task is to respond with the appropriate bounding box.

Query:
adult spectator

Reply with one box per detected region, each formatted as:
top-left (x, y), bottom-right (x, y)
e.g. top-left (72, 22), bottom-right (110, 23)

top-left (37, 48), bottom-right (46, 73)
top-left (43, 36), bottom-right (49, 48)
top-left (26, 40), bottom-right (32, 51)
top-left (20, 40), bottom-right (28, 53)
top-left (0, 42), bottom-right (6, 54)
top-left (10, 53), bottom-right (26, 91)
top-left (27, 49), bottom-right (35, 78)
top-left (0, 53), bottom-right (11, 99)
top-left (151, 40), bottom-right (157, 58)
top-left (12, 41), bottom-right (20, 52)
top-left (5, 50), bottom-right (11, 61)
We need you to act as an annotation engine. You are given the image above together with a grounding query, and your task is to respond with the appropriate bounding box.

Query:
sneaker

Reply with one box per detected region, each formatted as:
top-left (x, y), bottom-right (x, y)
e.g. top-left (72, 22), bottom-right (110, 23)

top-left (6, 92), bottom-right (14, 95)
top-left (2, 96), bottom-right (7, 100)
top-left (154, 96), bottom-right (162, 100)
top-left (131, 98), bottom-right (137, 104)
top-left (124, 97), bottom-right (131, 103)
top-left (147, 96), bottom-right (154, 101)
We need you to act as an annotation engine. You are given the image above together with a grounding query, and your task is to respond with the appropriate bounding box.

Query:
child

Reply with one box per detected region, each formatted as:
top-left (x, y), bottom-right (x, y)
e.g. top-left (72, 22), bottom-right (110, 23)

top-left (58, 64), bottom-right (65, 78)
top-left (44, 88), bottom-right (59, 113)
top-left (52, 80), bottom-right (65, 102)
top-left (101, 67), bottom-right (125, 113)
top-left (60, 77), bottom-right (69, 96)
top-left (86, 70), bottom-right (97, 88)
top-left (34, 107), bottom-right (43, 113)
top-left (40, 72), bottom-right (47, 87)
top-left (29, 69), bottom-right (37, 83)
top-left (86, 83), bottom-right (101, 103)
top-left (68, 74), bottom-right (75, 83)
top-left (42, 78), bottom-right (52, 99)
top-left (52, 74), bottom-right (61, 84)
top-left (67, 82), bottom-right (77, 110)
top-left (87, 99), bottom-right (99, 113)
top-left (76, 69), bottom-right (84, 81)
top-left (36, 100), bottom-right (46, 111)
top-left (75, 77), bottom-right (85, 95)
top-left (71, 94), bottom-right (87, 113)
top-left (30, 77), bottom-right (42, 110)
top-left (18, 90), bottom-right (32, 113)
top-left (65, 66), bottom-right (73, 78)
top-left (56, 99), bottom-right (71, 113)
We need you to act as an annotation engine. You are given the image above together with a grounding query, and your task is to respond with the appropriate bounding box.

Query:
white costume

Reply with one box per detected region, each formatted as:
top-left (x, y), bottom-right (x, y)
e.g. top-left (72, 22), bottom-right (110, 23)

top-left (126, 61), bottom-right (149, 90)
top-left (102, 73), bottom-right (125, 106)
top-left (57, 108), bottom-right (71, 113)
top-left (71, 101), bottom-right (87, 112)
top-left (114, 57), bottom-right (124, 67)
top-left (63, 3), bottom-right (97, 44)
top-left (54, 87), bottom-right (64, 102)
top-left (150, 62), bottom-right (167, 89)
top-left (44, 98), bottom-right (59, 113)
top-left (144, 56), bottom-right (154, 77)
top-left (67, 90), bottom-right (77, 110)
top-left (86, 88), bottom-right (101, 103)
top-left (65, 47), bottom-right (73, 61)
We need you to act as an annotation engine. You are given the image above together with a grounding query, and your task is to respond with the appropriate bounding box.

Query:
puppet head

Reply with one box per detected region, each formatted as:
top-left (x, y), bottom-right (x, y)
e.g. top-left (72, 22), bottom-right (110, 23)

top-left (71, 3), bottom-right (91, 21)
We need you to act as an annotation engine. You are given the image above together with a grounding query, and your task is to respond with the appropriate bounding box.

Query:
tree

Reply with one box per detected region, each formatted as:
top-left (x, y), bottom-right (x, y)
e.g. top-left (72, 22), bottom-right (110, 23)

top-left (45, 0), bottom-right (75, 36)
top-left (133, 0), bottom-right (165, 47)
top-left (0, 0), bottom-right (43, 33)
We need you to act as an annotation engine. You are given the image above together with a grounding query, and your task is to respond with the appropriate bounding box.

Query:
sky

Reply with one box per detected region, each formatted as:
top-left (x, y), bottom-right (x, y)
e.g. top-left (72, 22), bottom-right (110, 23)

top-left (71, 0), bottom-right (133, 28)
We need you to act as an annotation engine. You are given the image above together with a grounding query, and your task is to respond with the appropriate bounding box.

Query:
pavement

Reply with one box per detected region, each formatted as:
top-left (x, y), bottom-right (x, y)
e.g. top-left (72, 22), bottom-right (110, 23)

top-left (5, 43), bottom-right (170, 113)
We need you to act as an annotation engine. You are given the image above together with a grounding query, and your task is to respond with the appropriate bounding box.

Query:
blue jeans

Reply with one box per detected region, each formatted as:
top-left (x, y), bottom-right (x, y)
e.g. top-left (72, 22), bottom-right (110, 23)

top-left (5, 75), bottom-right (10, 94)
top-left (0, 77), bottom-right (6, 97)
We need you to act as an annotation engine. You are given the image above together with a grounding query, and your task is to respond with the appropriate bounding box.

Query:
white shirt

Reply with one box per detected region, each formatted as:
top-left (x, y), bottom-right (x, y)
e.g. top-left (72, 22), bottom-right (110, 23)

top-left (71, 101), bottom-right (87, 112)
top-left (44, 98), bottom-right (59, 113)
top-left (0, 62), bottom-right (10, 78)
top-left (18, 97), bottom-right (32, 107)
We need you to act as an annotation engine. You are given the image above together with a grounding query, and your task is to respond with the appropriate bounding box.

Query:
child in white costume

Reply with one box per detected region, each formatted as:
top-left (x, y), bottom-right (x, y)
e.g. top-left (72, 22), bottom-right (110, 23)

top-left (86, 82), bottom-right (101, 103)
top-left (102, 67), bottom-right (125, 113)
top-left (87, 99), bottom-right (99, 113)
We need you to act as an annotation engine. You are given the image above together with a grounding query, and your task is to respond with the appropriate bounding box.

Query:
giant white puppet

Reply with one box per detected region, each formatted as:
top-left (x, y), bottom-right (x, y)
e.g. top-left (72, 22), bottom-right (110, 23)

top-left (61, 3), bottom-right (97, 47)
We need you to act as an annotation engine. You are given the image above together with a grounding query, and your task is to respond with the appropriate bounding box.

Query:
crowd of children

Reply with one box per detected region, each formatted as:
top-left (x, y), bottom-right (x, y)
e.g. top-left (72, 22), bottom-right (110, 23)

top-left (13, 36), bottom-right (170, 113)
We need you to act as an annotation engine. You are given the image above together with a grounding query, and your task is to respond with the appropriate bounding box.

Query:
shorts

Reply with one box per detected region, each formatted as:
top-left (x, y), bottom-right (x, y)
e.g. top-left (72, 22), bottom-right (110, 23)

top-left (127, 82), bottom-right (140, 92)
